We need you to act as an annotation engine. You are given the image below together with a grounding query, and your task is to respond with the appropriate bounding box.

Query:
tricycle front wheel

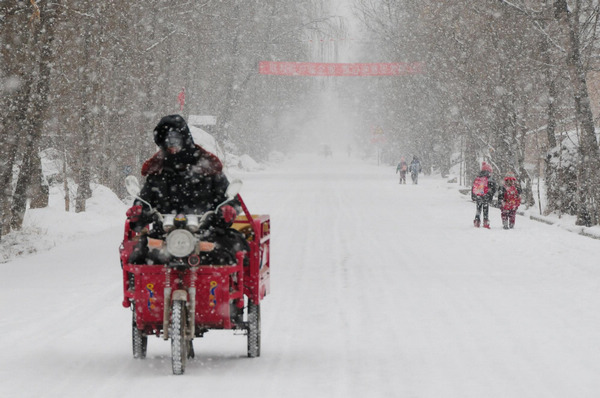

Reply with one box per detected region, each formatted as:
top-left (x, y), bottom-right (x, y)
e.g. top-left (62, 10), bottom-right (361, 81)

top-left (247, 301), bottom-right (261, 358)
top-left (170, 300), bottom-right (188, 375)
top-left (132, 308), bottom-right (147, 359)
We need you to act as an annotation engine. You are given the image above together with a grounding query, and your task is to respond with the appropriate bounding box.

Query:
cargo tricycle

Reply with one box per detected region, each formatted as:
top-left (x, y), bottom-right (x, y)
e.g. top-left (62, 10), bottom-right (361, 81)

top-left (119, 176), bottom-right (270, 374)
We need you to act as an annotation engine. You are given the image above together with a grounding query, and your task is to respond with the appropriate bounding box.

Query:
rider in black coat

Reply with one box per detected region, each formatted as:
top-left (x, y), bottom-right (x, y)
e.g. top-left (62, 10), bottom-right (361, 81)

top-left (128, 115), bottom-right (247, 265)
top-left (137, 114), bottom-right (229, 217)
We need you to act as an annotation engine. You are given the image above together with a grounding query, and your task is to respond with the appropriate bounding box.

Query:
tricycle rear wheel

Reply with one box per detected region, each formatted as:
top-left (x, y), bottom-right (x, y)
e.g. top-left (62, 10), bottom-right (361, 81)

top-left (132, 308), bottom-right (147, 359)
top-left (170, 300), bottom-right (188, 375)
top-left (247, 301), bottom-right (261, 358)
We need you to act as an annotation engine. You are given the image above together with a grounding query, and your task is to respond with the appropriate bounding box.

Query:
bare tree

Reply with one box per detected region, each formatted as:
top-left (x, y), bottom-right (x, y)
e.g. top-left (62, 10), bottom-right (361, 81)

top-left (1, 1), bottom-right (343, 234)
top-left (353, 0), bottom-right (600, 224)
top-left (1, 1), bottom-right (56, 232)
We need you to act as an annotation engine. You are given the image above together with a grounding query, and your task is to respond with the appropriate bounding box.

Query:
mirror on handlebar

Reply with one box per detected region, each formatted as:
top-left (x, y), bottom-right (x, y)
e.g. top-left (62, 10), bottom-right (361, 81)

top-left (125, 175), bottom-right (141, 197)
top-left (225, 179), bottom-right (242, 200)
top-left (125, 175), bottom-right (155, 214)
top-left (213, 179), bottom-right (243, 215)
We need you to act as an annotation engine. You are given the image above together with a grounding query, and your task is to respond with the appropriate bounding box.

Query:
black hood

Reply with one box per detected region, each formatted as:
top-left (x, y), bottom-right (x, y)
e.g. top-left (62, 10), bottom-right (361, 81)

top-left (153, 114), bottom-right (195, 150)
top-left (153, 114), bottom-right (198, 169)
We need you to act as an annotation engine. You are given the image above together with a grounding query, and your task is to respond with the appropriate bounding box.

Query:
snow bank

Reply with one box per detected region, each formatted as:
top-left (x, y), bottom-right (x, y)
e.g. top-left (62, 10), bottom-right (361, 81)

top-left (268, 151), bottom-right (286, 163)
top-left (228, 153), bottom-right (264, 171)
top-left (0, 183), bottom-right (127, 263)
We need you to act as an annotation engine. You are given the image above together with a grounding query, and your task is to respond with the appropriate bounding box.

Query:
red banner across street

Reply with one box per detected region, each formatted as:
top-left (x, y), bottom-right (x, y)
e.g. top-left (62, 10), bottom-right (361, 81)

top-left (259, 61), bottom-right (424, 76)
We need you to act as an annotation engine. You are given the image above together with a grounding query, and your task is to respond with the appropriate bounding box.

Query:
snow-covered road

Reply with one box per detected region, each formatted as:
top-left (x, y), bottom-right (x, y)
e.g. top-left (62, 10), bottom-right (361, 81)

top-left (2, 154), bottom-right (600, 397)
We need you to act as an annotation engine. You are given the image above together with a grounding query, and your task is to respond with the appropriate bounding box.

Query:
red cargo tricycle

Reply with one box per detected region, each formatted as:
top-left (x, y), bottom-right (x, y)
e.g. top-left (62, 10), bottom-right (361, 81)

top-left (119, 177), bottom-right (270, 375)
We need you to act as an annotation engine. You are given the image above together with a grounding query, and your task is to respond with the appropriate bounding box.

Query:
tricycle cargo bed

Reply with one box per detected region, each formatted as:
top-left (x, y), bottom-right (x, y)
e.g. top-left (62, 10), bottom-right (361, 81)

top-left (123, 263), bottom-right (245, 331)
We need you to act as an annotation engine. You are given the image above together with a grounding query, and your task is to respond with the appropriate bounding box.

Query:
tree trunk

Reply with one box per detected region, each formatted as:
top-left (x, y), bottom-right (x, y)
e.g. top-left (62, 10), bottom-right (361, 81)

top-left (8, 1), bottom-right (57, 229)
top-left (216, 0), bottom-right (242, 148)
top-left (29, 146), bottom-right (49, 209)
top-left (464, 133), bottom-right (479, 185)
top-left (0, 129), bottom-right (21, 236)
top-left (556, 1), bottom-right (600, 225)
top-left (10, 151), bottom-right (32, 230)
top-left (543, 40), bottom-right (561, 214)
top-left (75, 24), bottom-right (95, 213)
top-left (28, 2), bottom-right (56, 209)
top-left (63, 150), bottom-right (70, 212)
top-left (75, 166), bottom-right (92, 213)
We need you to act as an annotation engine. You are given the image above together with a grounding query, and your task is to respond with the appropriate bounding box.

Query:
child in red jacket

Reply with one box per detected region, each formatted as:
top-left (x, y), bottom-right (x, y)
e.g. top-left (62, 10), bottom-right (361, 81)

top-left (498, 173), bottom-right (521, 229)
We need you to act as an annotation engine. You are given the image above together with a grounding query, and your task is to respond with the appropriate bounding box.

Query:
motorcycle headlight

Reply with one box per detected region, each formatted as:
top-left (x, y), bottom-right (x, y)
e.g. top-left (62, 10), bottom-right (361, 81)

top-left (165, 229), bottom-right (196, 257)
top-left (186, 214), bottom-right (199, 232)
top-left (163, 214), bottom-right (175, 232)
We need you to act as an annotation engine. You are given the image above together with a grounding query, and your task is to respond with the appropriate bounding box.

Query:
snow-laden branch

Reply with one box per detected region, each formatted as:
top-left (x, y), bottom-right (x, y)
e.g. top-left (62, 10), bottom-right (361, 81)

top-left (497, 0), bottom-right (529, 14)
top-left (496, 0), bottom-right (567, 53)
top-left (533, 20), bottom-right (567, 53)
top-left (144, 30), bottom-right (177, 53)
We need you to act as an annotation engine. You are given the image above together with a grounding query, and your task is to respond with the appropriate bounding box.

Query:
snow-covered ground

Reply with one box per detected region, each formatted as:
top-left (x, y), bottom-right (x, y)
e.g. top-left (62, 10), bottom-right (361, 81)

top-left (2, 153), bottom-right (600, 397)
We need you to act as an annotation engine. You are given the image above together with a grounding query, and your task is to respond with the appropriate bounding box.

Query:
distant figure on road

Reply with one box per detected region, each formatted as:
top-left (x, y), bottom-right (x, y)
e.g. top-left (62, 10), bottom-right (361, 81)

top-left (396, 157), bottom-right (408, 184)
top-left (409, 156), bottom-right (421, 184)
top-left (319, 144), bottom-right (332, 158)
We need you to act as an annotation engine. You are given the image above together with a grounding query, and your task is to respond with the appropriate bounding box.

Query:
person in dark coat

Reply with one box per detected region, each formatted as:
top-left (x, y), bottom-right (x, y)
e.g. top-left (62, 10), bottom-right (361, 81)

top-left (126, 114), bottom-right (247, 265)
top-left (409, 155), bottom-right (422, 184)
top-left (471, 161), bottom-right (497, 228)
